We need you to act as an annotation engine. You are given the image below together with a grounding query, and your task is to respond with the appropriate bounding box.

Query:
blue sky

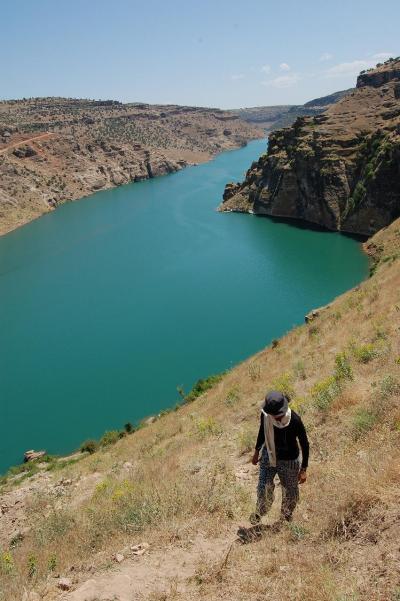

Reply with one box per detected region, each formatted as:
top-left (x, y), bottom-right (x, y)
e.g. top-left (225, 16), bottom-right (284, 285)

top-left (1, 0), bottom-right (399, 108)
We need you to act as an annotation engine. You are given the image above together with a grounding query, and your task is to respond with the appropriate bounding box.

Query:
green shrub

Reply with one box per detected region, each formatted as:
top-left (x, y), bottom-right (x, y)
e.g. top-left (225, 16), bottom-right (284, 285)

top-left (80, 439), bottom-right (98, 454)
top-left (47, 553), bottom-right (57, 573)
top-left (0, 551), bottom-right (14, 575)
top-left (27, 554), bottom-right (37, 579)
top-left (311, 376), bottom-right (340, 410)
top-left (237, 428), bottom-right (254, 454)
top-left (352, 408), bottom-right (377, 438)
top-left (334, 352), bottom-right (353, 382)
top-left (184, 373), bottom-right (224, 403)
top-left (271, 372), bottom-right (295, 398)
top-left (195, 417), bottom-right (222, 438)
top-left (225, 387), bottom-right (240, 406)
top-left (379, 374), bottom-right (400, 399)
top-left (99, 431), bottom-right (120, 447)
top-left (351, 343), bottom-right (377, 363)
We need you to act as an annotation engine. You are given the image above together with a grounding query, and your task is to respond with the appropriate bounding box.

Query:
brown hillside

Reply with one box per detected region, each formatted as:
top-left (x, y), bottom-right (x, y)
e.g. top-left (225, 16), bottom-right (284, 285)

top-left (0, 98), bottom-right (263, 236)
top-left (0, 218), bottom-right (399, 600)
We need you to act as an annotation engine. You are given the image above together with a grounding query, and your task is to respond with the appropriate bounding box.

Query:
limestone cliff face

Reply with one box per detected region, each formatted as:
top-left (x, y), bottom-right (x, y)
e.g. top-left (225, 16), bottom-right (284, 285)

top-left (220, 60), bottom-right (400, 236)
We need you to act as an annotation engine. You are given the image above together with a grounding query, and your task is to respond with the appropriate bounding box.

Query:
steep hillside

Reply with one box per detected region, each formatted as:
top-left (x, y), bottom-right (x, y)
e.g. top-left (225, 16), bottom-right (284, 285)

top-left (0, 98), bottom-right (263, 236)
top-left (1, 218), bottom-right (399, 601)
top-left (220, 59), bottom-right (400, 236)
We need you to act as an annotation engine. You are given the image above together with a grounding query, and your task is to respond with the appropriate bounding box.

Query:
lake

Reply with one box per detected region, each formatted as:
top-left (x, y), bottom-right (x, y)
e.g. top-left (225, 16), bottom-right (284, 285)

top-left (0, 139), bottom-right (369, 473)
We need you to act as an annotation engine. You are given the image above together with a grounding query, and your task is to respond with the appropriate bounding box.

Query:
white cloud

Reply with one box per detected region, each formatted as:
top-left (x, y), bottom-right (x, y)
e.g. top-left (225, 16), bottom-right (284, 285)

top-left (261, 64), bottom-right (271, 74)
top-left (230, 74), bottom-right (244, 81)
top-left (279, 62), bottom-right (290, 71)
top-left (372, 52), bottom-right (393, 60)
top-left (324, 59), bottom-right (375, 78)
top-left (262, 73), bottom-right (301, 88)
top-left (319, 53), bottom-right (333, 62)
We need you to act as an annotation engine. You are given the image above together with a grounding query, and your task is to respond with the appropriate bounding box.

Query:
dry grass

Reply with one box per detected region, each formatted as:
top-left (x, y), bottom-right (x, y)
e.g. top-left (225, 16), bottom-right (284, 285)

top-left (1, 219), bottom-right (400, 600)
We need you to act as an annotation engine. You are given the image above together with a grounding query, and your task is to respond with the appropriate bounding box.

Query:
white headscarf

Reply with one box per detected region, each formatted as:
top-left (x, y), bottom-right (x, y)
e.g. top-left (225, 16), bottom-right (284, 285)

top-left (262, 407), bottom-right (292, 467)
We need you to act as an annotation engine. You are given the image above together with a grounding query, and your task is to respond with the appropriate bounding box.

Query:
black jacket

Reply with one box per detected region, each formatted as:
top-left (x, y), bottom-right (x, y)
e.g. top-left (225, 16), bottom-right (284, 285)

top-left (255, 410), bottom-right (309, 469)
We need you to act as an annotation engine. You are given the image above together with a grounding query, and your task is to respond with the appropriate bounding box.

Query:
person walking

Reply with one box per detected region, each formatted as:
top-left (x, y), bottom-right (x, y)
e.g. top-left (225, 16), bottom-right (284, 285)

top-left (251, 390), bottom-right (309, 524)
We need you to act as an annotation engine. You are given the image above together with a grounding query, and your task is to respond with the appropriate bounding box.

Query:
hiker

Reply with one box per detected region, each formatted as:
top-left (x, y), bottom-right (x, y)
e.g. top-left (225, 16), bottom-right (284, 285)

top-left (251, 390), bottom-right (309, 523)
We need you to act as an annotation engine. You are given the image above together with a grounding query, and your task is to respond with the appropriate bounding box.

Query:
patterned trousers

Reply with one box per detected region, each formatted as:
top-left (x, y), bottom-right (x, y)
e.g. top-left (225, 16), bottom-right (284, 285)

top-left (257, 446), bottom-right (300, 521)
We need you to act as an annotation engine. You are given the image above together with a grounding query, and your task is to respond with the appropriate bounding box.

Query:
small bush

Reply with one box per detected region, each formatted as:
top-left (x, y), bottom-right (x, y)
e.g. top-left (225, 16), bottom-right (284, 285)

top-left (270, 372), bottom-right (295, 398)
top-left (0, 551), bottom-right (14, 575)
top-left (237, 428), bottom-right (254, 455)
top-left (379, 374), bottom-right (400, 399)
top-left (352, 408), bottom-right (377, 438)
top-left (99, 431), bottom-right (120, 447)
top-left (80, 439), bottom-right (98, 454)
top-left (195, 417), bottom-right (223, 438)
top-left (334, 352), bottom-right (353, 382)
top-left (124, 422), bottom-right (134, 433)
top-left (288, 523), bottom-right (309, 541)
top-left (47, 553), bottom-right (57, 573)
top-left (27, 554), bottom-right (37, 579)
top-left (351, 343), bottom-right (377, 363)
top-left (225, 387), bottom-right (240, 406)
top-left (184, 373), bottom-right (224, 403)
top-left (311, 376), bottom-right (340, 410)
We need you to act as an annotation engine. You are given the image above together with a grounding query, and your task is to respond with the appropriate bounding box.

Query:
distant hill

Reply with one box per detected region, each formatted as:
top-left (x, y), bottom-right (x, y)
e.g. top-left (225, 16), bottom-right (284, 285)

top-left (228, 88), bottom-right (353, 132)
top-left (0, 98), bottom-right (263, 235)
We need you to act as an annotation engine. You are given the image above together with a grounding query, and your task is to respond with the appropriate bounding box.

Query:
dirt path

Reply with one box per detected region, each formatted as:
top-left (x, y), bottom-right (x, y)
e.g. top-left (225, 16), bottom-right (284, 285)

top-left (0, 132), bottom-right (55, 154)
top-left (53, 458), bottom-right (258, 601)
top-left (56, 534), bottom-right (234, 601)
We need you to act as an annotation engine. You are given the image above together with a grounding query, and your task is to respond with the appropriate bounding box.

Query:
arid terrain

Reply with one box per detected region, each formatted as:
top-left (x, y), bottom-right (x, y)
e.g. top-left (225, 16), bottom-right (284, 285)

top-left (228, 88), bottom-right (352, 131)
top-left (221, 59), bottom-right (400, 235)
top-left (0, 216), bottom-right (399, 601)
top-left (0, 99), bottom-right (264, 235)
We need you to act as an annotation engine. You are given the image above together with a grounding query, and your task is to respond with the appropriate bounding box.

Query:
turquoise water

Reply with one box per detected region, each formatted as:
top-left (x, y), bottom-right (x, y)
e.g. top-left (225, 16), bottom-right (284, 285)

top-left (0, 140), bottom-right (368, 473)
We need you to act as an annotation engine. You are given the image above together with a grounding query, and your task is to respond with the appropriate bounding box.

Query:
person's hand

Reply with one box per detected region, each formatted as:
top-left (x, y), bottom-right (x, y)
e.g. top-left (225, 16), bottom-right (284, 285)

top-left (251, 450), bottom-right (259, 465)
top-left (298, 468), bottom-right (307, 484)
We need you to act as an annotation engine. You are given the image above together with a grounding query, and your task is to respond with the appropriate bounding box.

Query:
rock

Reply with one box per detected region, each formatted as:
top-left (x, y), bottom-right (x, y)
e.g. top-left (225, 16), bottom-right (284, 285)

top-left (114, 553), bottom-right (125, 563)
top-left (131, 542), bottom-right (150, 556)
top-left (305, 303), bottom-right (331, 323)
top-left (123, 461), bottom-right (133, 469)
top-left (24, 450), bottom-right (46, 463)
top-left (223, 182), bottom-right (240, 202)
top-left (145, 416), bottom-right (157, 425)
top-left (60, 478), bottom-right (72, 486)
top-left (13, 145), bottom-right (37, 158)
top-left (58, 577), bottom-right (72, 591)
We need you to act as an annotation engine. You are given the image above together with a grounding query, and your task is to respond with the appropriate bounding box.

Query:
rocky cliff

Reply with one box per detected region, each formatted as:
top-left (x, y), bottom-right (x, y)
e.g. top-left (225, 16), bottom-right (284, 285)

top-left (0, 99), bottom-right (263, 235)
top-left (220, 59), bottom-right (400, 235)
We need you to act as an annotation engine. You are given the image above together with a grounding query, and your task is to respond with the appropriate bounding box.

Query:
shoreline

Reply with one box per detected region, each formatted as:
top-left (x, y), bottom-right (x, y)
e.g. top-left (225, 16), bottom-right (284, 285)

top-left (0, 231), bottom-right (372, 482)
top-left (0, 136), bottom-right (265, 238)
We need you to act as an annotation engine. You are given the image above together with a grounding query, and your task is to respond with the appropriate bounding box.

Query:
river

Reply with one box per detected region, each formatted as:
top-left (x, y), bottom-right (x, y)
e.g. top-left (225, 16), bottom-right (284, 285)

top-left (0, 139), bottom-right (369, 473)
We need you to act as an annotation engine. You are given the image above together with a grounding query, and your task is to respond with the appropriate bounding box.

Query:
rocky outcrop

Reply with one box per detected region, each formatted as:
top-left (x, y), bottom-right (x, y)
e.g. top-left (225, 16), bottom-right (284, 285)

top-left (220, 60), bottom-right (400, 236)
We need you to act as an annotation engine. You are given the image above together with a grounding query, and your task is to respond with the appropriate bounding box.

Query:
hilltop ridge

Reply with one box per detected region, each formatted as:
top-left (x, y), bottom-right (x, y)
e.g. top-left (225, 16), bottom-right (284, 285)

top-left (220, 58), bottom-right (400, 236)
top-left (228, 87), bottom-right (351, 132)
